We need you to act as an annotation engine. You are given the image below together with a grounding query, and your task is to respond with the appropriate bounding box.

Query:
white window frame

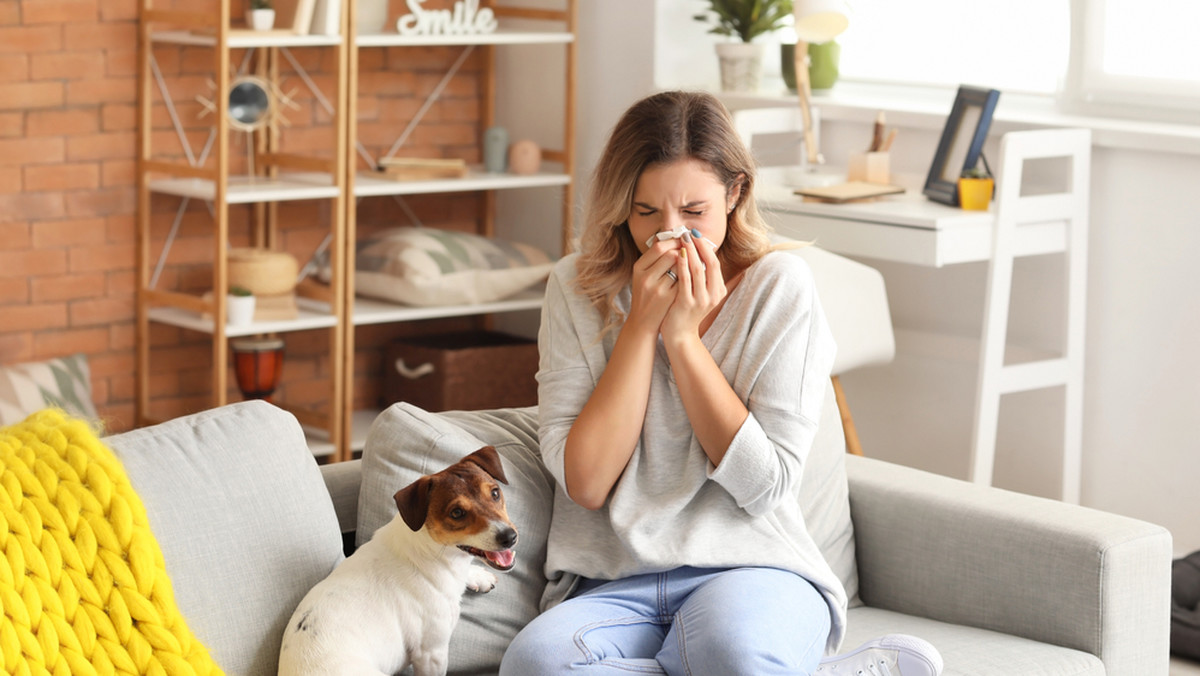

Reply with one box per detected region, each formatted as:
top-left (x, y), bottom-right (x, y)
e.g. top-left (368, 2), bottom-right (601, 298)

top-left (1062, 0), bottom-right (1200, 124)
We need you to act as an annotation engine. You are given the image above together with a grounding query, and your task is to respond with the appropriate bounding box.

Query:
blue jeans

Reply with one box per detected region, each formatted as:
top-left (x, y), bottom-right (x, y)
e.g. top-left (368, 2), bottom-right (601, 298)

top-left (499, 566), bottom-right (831, 675)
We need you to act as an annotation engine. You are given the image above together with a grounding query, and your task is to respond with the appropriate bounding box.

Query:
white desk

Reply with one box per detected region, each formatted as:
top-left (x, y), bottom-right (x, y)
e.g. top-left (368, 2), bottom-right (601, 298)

top-left (756, 169), bottom-right (1066, 268)
top-left (754, 129), bottom-right (1091, 506)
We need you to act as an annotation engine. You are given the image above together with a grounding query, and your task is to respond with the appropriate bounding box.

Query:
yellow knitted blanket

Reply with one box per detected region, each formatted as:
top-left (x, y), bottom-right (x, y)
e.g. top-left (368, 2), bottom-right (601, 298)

top-left (0, 409), bottom-right (224, 676)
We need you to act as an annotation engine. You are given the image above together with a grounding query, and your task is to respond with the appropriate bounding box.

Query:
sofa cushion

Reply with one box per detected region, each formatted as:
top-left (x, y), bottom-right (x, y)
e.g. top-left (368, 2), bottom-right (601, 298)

top-left (1, 409), bottom-right (223, 675)
top-left (323, 226), bottom-right (555, 307)
top-left (0, 353), bottom-right (98, 426)
top-left (359, 404), bottom-right (555, 675)
top-left (103, 401), bottom-right (345, 676)
top-left (843, 606), bottom-right (1104, 676)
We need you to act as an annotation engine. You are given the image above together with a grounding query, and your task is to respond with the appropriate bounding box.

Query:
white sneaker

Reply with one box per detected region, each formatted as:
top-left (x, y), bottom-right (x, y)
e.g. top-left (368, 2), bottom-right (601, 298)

top-left (815, 634), bottom-right (944, 675)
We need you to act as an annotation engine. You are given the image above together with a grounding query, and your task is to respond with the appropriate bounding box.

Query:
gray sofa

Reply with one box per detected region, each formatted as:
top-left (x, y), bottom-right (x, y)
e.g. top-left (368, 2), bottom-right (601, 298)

top-left (102, 398), bottom-right (1172, 676)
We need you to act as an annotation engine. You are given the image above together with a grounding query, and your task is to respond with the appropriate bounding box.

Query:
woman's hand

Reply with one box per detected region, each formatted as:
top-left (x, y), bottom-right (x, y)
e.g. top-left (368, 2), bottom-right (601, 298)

top-left (628, 238), bottom-right (684, 334)
top-left (661, 230), bottom-right (725, 345)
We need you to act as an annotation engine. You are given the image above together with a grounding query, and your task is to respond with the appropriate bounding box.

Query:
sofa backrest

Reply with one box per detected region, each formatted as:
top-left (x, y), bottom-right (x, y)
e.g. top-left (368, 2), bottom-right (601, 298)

top-left (104, 400), bottom-right (344, 676)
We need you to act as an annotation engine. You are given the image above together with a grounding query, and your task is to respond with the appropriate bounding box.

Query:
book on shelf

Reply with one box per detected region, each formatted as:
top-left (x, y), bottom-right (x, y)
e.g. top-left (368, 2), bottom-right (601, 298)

top-left (376, 157), bottom-right (469, 181)
top-left (279, 0), bottom-right (316, 34)
top-left (310, 0), bottom-right (341, 36)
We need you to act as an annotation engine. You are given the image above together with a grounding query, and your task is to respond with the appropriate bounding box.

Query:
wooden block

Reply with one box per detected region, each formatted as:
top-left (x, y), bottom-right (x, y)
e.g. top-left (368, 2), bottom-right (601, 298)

top-left (253, 293), bottom-right (299, 321)
top-left (848, 151), bottom-right (891, 184)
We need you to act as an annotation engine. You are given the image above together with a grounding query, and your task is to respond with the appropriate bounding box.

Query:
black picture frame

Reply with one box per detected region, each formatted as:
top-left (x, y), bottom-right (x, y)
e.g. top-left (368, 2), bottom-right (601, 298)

top-left (923, 85), bottom-right (1001, 206)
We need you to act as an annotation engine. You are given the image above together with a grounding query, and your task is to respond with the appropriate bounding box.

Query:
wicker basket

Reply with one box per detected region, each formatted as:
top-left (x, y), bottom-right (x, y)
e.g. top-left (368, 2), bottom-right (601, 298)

top-left (383, 331), bottom-right (538, 412)
top-left (227, 248), bottom-right (298, 296)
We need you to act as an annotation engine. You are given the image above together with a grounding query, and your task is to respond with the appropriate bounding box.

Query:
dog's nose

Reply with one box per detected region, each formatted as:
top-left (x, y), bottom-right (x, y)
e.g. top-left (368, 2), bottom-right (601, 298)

top-left (497, 526), bottom-right (517, 549)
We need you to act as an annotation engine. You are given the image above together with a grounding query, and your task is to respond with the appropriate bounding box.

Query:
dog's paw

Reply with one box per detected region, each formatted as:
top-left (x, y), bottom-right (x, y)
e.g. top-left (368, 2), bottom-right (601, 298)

top-left (465, 566), bottom-right (498, 593)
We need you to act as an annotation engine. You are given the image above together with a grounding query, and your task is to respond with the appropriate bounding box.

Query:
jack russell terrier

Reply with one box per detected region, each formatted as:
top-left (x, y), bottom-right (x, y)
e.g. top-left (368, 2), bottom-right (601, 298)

top-left (278, 446), bottom-right (518, 676)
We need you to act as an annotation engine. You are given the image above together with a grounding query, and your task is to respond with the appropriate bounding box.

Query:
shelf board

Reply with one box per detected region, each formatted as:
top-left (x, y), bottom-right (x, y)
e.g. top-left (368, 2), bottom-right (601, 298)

top-left (148, 172), bottom-right (339, 203)
top-left (305, 436), bottom-right (337, 458)
top-left (354, 168), bottom-right (570, 197)
top-left (304, 409), bottom-right (376, 457)
top-left (352, 288), bottom-right (544, 326)
top-left (356, 28), bottom-right (573, 47)
top-left (151, 29), bottom-right (342, 48)
top-left (348, 409), bottom-right (378, 452)
top-left (147, 298), bottom-right (337, 336)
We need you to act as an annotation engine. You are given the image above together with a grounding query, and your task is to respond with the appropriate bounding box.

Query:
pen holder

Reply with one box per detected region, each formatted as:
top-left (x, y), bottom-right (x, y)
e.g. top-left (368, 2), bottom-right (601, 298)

top-left (847, 151), bottom-right (891, 185)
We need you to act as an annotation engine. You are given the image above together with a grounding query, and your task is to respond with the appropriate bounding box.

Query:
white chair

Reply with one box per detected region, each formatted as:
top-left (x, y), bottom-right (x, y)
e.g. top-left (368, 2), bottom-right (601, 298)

top-left (731, 105), bottom-right (814, 169)
top-left (970, 128), bottom-right (1091, 503)
top-left (791, 244), bottom-right (896, 455)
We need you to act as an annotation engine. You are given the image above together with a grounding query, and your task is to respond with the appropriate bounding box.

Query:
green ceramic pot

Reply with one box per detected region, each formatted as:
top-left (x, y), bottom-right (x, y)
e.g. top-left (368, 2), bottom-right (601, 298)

top-left (781, 40), bottom-right (841, 92)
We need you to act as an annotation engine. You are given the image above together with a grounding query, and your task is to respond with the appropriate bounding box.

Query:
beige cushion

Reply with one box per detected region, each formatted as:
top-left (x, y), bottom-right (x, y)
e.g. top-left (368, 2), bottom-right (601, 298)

top-left (0, 353), bottom-right (98, 426)
top-left (358, 404), bottom-right (555, 675)
top-left (103, 401), bottom-right (345, 676)
top-left (326, 226), bottom-right (554, 306)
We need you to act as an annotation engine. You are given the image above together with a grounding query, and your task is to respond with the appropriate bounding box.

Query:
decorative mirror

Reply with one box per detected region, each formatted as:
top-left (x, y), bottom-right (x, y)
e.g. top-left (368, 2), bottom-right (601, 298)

top-left (227, 77), bottom-right (273, 131)
top-left (197, 75), bottom-right (298, 132)
top-left (196, 74), bottom-right (300, 177)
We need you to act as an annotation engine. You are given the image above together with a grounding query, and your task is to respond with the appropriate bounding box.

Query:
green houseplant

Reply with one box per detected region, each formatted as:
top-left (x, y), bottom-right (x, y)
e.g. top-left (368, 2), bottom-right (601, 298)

top-left (693, 0), bottom-right (795, 93)
top-left (227, 285), bottom-right (256, 326)
top-left (693, 0), bottom-right (795, 43)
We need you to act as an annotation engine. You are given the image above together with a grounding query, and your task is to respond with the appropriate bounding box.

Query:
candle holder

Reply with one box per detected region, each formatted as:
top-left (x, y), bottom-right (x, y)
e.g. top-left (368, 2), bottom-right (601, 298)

top-left (231, 337), bottom-right (285, 401)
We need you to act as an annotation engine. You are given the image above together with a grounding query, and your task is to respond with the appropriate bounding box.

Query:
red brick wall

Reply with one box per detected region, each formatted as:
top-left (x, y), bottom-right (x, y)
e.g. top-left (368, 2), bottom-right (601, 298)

top-left (1, 0), bottom-right (485, 432)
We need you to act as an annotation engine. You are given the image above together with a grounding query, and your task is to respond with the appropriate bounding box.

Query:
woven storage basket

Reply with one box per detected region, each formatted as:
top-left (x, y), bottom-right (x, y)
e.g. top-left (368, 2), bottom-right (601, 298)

top-left (383, 331), bottom-right (538, 412)
top-left (227, 247), bottom-right (298, 296)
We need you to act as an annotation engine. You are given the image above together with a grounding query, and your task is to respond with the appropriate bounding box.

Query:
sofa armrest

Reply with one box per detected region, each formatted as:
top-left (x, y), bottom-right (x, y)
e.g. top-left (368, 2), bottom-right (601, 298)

top-left (846, 454), bottom-right (1172, 676)
top-left (320, 459), bottom-right (361, 536)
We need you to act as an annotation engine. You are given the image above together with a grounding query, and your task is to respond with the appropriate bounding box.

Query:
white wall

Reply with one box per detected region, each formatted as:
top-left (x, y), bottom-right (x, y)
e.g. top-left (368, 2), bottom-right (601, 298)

top-left (504, 1), bottom-right (1200, 555)
top-left (491, 0), bottom-right (657, 337)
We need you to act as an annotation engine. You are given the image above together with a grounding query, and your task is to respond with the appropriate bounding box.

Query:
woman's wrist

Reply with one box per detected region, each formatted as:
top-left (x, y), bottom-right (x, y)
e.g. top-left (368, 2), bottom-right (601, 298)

top-left (661, 330), bottom-right (705, 361)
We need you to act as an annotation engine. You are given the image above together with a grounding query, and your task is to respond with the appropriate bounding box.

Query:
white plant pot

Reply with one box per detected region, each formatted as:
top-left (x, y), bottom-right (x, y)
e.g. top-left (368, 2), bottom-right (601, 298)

top-left (715, 42), bottom-right (765, 93)
top-left (246, 8), bottom-right (276, 31)
top-left (357, 0), bottom-right (389, 35)
top-left (227, 294), bottom-right (256, 326)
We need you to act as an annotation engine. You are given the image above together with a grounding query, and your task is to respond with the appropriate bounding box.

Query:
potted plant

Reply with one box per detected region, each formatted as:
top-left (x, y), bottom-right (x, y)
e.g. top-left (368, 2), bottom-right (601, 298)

top-left (227, 285), bottom-right (257, 326)
top-left (246, 0), bottom-right (275, 31)
top-left (694, 0), bottom-right (794, 93)
top-left (958, 166), bottom-right (994, 211)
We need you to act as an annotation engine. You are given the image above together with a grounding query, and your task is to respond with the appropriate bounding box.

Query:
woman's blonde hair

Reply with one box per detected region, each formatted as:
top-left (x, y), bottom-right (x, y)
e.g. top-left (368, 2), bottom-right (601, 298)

top-left (575, 90), bottom-right (774, 331)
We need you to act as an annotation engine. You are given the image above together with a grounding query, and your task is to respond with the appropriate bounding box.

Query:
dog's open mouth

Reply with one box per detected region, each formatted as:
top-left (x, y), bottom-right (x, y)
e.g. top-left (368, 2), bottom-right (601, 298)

top-left (459, 546), bottom-right (516, 571)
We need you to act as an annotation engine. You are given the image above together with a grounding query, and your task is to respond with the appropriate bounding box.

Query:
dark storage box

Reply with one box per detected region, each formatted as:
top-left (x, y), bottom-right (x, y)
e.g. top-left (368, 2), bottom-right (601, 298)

top-left (383, 331), bottom-right (539, 412)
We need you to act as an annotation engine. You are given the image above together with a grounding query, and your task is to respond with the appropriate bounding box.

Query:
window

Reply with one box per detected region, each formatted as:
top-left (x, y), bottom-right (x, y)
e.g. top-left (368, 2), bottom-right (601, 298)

top-left (834, 0), bottom-right (1070, 95)
top-left (1064, 0), bottom-right (1200, 121)
top-left (831, 0), bottom-right (1200, 123)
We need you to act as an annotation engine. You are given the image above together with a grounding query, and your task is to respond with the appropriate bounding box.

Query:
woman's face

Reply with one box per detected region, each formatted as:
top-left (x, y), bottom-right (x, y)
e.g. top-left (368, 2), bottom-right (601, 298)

top-left (628, 158), bottom-right (737, 254)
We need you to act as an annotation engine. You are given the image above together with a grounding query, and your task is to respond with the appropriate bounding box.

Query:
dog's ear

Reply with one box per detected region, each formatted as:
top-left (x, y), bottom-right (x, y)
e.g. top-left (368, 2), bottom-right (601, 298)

top-left (393, 477), bottom-right (432, 531)
top-left (464, 445), bottom-right (508, 485)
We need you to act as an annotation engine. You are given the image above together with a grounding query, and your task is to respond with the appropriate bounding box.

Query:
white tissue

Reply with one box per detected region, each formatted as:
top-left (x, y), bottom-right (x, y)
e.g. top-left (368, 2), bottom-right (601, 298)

top-left (644, 226), bottom-right (689, 248)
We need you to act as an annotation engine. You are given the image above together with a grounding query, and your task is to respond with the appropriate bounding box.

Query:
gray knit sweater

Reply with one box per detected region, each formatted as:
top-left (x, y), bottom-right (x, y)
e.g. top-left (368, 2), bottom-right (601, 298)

top-left (535, 250), bottom-right (847, 652)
